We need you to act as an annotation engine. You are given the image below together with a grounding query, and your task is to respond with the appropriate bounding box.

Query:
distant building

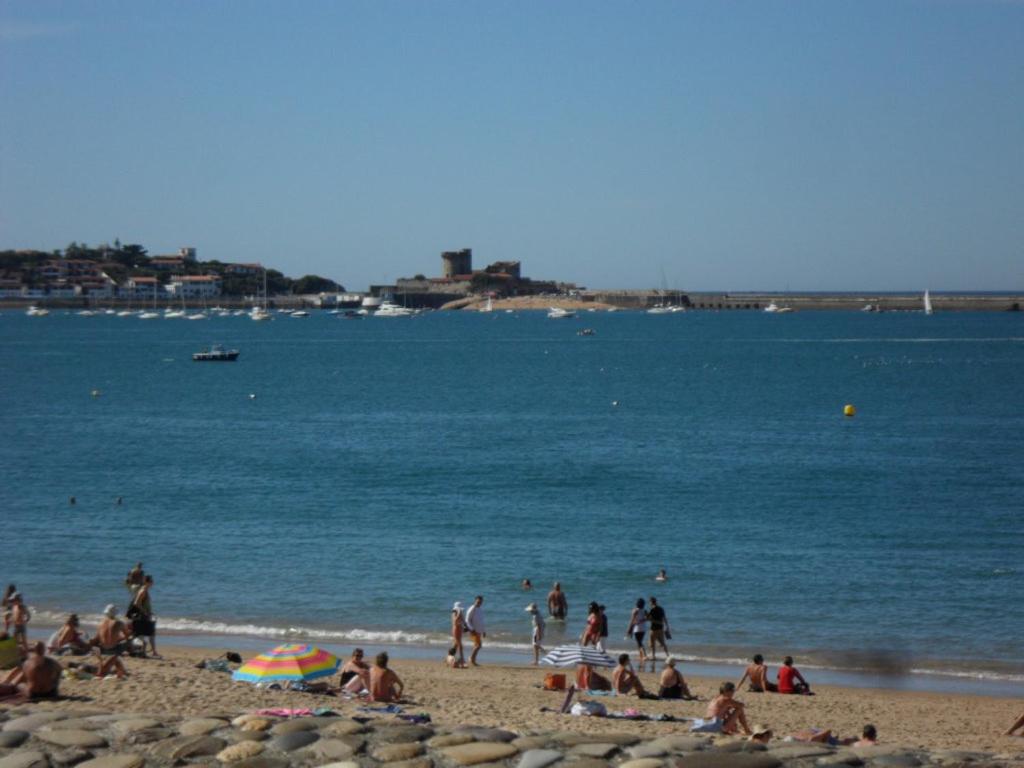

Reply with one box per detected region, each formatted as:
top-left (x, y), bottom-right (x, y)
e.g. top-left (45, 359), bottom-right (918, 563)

top-left (484, 261), bottom-right (521, 279)
top-left (167, 274), bottom-right (222, 299)
top-left (123, 276), bottom-right (164, 300)
top-left (150, 257), bottom-right (186, 271)
top-left (441, 249), bottom-right (472, 278)
top-left (179, 247), bottom-right (197, 262)
top-left (224, 262), bottom-right (263, 276)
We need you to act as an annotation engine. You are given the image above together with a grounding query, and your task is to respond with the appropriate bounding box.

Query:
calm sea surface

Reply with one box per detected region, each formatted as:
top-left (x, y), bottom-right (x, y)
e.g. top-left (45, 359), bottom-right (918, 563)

top-left (2, 309), bottom-right (1022, 688)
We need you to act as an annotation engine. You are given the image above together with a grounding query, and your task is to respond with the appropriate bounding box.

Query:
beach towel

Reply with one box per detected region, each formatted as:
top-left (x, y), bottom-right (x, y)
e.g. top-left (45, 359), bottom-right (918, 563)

top-left (253, 708), bottom-right (315, 717)
top-left (358, 704), bottom-right (403, 714)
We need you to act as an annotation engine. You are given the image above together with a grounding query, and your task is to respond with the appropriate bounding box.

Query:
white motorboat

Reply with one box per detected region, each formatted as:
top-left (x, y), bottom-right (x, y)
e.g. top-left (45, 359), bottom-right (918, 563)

top-left (290, 310), bottom-right (309, 318)
top-left (117, 310), bottom-right (134, 317)
top-left (547, 307), bottom-right (575, 319)
top-left (164, 310), bottom-right (186, 319)
top-left (361, 296), bottom-right (382, 310)
top-left (374, 301), bottom-right (414, 317)
top-left (646, 305), bottom-right (673, 314)
top-left (764, 302), bottom-right (794, 314)
top-left (138, 311), bottom-right (160, 319)
top-left (26, 305), bottom-right (49, 317)
top-left (186, 312), bottom-right (207, 320)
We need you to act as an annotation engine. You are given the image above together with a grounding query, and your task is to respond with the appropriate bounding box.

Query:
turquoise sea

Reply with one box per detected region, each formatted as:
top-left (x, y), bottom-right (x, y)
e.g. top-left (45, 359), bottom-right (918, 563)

top-left (2, 308), bottom-right (1022, 693)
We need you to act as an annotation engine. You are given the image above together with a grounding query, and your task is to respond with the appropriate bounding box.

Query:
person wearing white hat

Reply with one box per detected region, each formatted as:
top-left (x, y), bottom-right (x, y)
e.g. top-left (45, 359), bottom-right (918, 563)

top-left (450, 602), bottom-right (466, 666)
top-left (525, 603), bottom-right (545, 664)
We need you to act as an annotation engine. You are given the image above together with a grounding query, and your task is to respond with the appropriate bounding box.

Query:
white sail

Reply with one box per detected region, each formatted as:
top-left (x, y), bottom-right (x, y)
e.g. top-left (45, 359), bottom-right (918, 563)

top-left (924, 290), bottom-right (933, 315)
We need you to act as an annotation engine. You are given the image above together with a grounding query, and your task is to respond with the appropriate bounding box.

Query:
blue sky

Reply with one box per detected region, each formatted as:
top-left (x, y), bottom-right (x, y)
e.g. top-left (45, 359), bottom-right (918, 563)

top-left (1, 1), bottom-right (1022, 291)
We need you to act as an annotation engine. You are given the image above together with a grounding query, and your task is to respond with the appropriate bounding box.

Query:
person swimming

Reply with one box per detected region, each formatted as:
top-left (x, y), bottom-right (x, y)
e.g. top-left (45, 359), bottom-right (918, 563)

top-left (655, 568), bottom-right (668, 582)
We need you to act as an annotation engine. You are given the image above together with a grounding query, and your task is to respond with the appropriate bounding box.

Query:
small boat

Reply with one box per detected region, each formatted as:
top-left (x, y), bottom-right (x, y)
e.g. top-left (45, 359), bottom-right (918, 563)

top-left (26, 305), bottom-right (49, 317)
top-left (479, 296), bottom-right (494, 313)
top-left (374, 301), bottom-right (414, 317)
top-left (186, 313), bottom-right (207, 320)
top-left (764, 302), bottom-right (794, 314)
top-left (547, 307), bottom-right (575, 319)
top-left (164, 310), bottom-right (186, 319)
top-left (646, 305), bottom-right (673, 314)
top-left (577, 328), bottom-right (596, 336)
top-left (290, 310), bottom-right (309, 318)
top-left (192, 344), bottom-right (240, 362)
top-left (138, 311), bottom-right (160, 320)
top-left (923, 290), bottom-right (933, 315)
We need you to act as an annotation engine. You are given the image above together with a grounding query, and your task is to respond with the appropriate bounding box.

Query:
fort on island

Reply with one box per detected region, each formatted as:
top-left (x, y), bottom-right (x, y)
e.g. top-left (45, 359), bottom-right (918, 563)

top-left (1, 242), bottom-right (1022, 311)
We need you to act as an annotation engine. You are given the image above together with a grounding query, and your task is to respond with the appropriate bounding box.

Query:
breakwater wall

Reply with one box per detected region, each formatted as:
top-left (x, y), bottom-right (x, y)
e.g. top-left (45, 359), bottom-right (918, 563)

top-left (585, 291), bottom-right (1024, 312)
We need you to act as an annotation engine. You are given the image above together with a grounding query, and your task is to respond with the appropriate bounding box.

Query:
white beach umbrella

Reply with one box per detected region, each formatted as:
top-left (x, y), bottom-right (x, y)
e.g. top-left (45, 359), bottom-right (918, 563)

top-left (540, 644), bottom-right (616, 668)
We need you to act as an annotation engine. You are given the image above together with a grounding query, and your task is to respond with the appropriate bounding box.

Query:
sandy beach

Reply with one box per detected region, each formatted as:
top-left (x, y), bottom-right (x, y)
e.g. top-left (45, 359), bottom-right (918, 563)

top-left (6, 644), bottom-right (1021, 754)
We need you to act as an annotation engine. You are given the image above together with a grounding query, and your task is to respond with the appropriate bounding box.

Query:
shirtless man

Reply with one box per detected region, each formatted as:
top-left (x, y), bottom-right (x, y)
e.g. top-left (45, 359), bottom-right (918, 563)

top-left (94, 605), bottom-right (132, 655)
top-left (691, 682), bottom-right (752, 735)
top-left (339, 648), bottom-right (371, 692)
top-left (547, 582), bottom-right (568, 620)
top-left (612, 653), bottom-right (646, 696)
top-left (10, 594), bottom-right (30, 653)
top-left (737, 654), bottom-right (777, 692)
top-left (51, 614), bottom-right (90, 655)
top-left (369, 652), bottom-right (404, 702)
top-left (0, 642), bottom-right (62, 699)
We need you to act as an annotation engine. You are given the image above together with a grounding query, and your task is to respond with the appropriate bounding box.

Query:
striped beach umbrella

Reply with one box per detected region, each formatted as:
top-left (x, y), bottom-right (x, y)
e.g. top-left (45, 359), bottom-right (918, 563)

top-left (232, 643), bottom-right (340, 684)
top-left (540, 644), bottom-right (617, 668)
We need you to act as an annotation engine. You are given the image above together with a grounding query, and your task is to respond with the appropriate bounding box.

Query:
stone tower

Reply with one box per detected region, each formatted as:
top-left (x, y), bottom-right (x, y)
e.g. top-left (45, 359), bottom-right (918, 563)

top-left (441, 249), bottom-right (472, 278)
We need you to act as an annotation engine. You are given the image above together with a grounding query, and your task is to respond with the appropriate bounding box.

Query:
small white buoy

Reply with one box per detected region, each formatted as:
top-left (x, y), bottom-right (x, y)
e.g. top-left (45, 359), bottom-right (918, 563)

top-left (90, 389), bottom-right (101, 398)
top-left (612, 400), bottom-right (619, 407)
top-left (249, 393), bottom-right (256, 400)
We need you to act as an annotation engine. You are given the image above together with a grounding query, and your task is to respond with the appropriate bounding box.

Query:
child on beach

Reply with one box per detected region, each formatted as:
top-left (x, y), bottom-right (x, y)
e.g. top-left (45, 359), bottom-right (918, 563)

top-left (445, 646), bottom-right (466, 669)
top-left (525, 603), bottom-right (545, 664)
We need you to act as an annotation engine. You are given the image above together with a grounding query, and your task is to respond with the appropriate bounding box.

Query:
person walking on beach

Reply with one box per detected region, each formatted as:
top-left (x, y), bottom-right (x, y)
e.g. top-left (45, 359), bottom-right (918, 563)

top-left (525, 602), bottom-right (545, 664)
top-left (738, 654), bottom-right (776, 692)
top-left (597, 604), bottom-right (609, 653)
top-left (626, 598), bottom-right (649, 668)
top-left (130, 575), bottom-right (158, 657)
top-left (369, 652), bottom-right (404, 702)
top-left (450, 602), bottom-right (466, 666)
top-left (777, 655), bottom-right (811, 694)
top-left (647, 596), bottom-right (671, 663)
top-left (465, 595), bottom-right (486, 666)
top-left (547, 582), bottom-right (568, 620)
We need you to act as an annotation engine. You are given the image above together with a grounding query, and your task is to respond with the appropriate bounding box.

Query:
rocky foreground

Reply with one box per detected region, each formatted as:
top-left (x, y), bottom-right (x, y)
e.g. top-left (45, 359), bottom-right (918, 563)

top-left (2, 708), bottom-right (1023, 768)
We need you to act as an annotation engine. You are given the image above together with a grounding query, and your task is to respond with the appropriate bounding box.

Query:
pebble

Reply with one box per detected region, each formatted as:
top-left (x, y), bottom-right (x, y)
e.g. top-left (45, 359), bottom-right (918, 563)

top-left (122, 728), bottom-right (174, 746)
top-left (109, 719), bottom-right (162, 737)
top-left (0, 732), bottom-right (30, 749)
top-left (817, 755), bottom-right (864, 767)
top-left (306, 739), bottom-right (358, 761)
top-left (428, 734), bottom-right (477, 748)
top-left (869, 756), bottom-right (922, 768)
top-left (454, 727), bottom-right (519, 743)
top-left (442, 742), bottom-right (520, 766)
top-left (569, 743), bottom-right (621, 759)
top-left (767, 745), bottom-right (836, 760)
top-left (629, 745), bottom-right (669, 759)
top-left (516, 748), bottom-right (565, 768)
top-left (373, 725), bottom-right (436, 744)
top-left (76, 755), bottom-right (145, 768)
top-left (678, 753), bottom-right (783, 768)
top-left (316, 763), bottom-right (360, 768)
top-left (321, 721), bottom-right (368, 737)
top-left (35, 731), bottom-right (108, 750)
top-left (224, 730), bottom-right (270, 743)
top-left (271, 731), bottom-right (319, 752)
top-left (232, 758), bottom-right (290, 768)
top-left (0, 751), bottom-right (50, 768)
top-left (387, 759), bottom-right (434, 768)
top-left (178, 718), bottom-right (229, 736)
top-left (373, 743), bottom-right (427, 762)
top-left (269, 720), bottom-right (319, 736)
top-left (511, 737), bottom-right (552, 751)
top-left (217, 741), bottom-right (266, 763)
top-left (152, 734), bottom-right (227, 760)
top-left (49, 749), bottom-right (94, 767)
top-left (240, 719), bottom-right (274, 733)
top-left (41, 720), bottom-right (107, 733)
top-left (555, 733), bottom-right (641, 747)
top-left (620, 759), bottom-right (667, 768)
top-left (649, 736), bottom-right (711, 753)
top-left (2, 714), bottom-right (68, 733)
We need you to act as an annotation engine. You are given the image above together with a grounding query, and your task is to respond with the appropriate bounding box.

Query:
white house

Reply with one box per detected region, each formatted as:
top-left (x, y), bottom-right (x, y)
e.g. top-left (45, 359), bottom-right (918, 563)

top-left (167, 274), bottom-right (222, 299)
top-left (123, 276), bottom-right (164, 300)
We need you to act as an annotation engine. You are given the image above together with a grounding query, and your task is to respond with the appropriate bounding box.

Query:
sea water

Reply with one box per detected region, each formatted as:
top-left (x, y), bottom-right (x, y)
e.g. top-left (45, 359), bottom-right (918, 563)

top-left (2, 309), bottom-right (1022, 693)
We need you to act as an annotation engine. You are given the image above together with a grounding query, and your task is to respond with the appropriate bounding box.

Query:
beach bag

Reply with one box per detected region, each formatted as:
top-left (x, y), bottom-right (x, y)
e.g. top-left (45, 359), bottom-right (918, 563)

top-left (570, 701), bottom-right (606, 717)
top-left (543, 673), bottom-right (566, 691)
top-left (0, 636), bottom-right (17, 669)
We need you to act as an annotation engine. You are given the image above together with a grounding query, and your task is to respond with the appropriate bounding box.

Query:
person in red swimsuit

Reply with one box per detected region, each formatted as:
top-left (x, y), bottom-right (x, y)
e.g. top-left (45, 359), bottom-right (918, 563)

top-left (777, 656), bottom-right (812, 694)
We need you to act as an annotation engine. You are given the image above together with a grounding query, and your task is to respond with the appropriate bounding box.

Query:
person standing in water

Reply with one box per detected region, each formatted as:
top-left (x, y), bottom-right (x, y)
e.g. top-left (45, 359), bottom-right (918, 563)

top-left (547, 582), bottom-right (568, 619)
top-left (525, 602), bottom-right (545, 664)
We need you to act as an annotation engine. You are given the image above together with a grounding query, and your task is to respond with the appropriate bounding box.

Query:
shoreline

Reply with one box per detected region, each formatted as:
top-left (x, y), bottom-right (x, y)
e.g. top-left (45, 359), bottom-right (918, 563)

top-left (22, 614), bottom-right (1024, 700)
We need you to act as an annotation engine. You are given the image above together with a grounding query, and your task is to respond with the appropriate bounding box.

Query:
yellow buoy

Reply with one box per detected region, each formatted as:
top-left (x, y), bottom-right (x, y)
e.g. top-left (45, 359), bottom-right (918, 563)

top-left (843, 404), bottom-right (856, 417)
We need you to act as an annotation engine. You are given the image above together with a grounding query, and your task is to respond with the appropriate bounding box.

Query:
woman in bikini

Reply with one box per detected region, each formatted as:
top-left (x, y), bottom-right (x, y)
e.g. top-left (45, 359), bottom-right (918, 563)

top-left (626, 598), bottom-right (649, 668)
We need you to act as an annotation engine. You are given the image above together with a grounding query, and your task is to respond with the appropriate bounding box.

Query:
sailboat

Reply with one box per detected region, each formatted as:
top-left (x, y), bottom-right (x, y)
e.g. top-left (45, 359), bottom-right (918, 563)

top-left (479, 296), bottom-right (493, 313)
top-left (923, 290), bottom-right (933, 315)
top-left (251, 269), bottom-right (272, 321)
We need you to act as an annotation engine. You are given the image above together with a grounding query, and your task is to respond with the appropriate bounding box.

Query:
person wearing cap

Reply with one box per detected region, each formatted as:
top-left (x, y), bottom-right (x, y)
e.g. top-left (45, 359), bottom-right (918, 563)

top-left (525, 602), bottom-right (545, 664)
top-left (659, 656), bottom-right (695, 700)
top-left (450, 601), bottom-right (466, 666)
top-left (94, 604), bottom-right (132, 656)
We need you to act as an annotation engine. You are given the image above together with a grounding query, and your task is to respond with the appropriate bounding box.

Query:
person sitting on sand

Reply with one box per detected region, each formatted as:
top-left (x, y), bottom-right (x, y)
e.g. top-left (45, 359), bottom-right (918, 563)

top-left (738, 654), bottom-right (777, 692)
top-left (94, 604), bottom-right (132, 655)
top-left (1007, 713), bottom-right (1024, 737)
top-left (612, 653), bottom-right (647, 696)
top-left (445, 646), bottom-right (466, 669)
top-left (854, 724), bottom-right (878, 747)
top-left (547, 582), bottom-right (567, 620)
top-left (576, 663), bottom-right (612, 691)
top-left (658, 656), bottom-right (695, 699)
top-left (749, 724), bottom-right (773, 744)
top-left (340, 648), bottom-right (371, 692)
top-left (369, 652), bottom-right (404, 703)
top-left (691, 682), bottom-right (753, 735)
top-left (50, 614), bottom-right (90, 655)
top-left (0, 642), bottom-right (62, 700)
top-left (777, 656), bottom-right (812, 695)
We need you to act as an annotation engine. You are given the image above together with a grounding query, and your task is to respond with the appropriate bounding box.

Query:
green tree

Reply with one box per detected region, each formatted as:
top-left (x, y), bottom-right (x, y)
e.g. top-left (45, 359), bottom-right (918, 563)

top-left (292, 274), bottom-right (341, 294)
